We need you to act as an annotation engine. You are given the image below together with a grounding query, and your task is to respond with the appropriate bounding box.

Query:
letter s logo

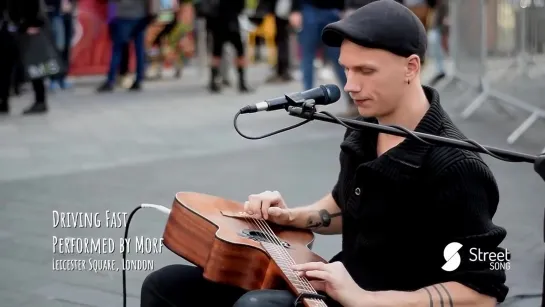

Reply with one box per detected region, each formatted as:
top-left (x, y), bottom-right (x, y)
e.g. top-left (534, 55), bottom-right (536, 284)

top-left (442, 242), bottom-right (463, 271)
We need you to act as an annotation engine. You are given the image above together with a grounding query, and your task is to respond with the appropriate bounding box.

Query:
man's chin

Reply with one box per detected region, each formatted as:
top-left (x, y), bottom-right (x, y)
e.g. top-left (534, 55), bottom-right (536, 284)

top-left (356, 106), bottom-right (377, 118)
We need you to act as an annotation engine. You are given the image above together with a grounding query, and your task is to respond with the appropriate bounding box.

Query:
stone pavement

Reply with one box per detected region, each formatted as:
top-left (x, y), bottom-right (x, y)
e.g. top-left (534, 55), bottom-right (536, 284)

top-left (0, 63), bottom-right (544, 306)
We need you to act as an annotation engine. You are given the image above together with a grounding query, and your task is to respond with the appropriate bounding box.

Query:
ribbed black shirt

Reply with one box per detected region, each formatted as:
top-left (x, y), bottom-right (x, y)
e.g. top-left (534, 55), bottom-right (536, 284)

top-left (330, 86), bottom-right (509, 302)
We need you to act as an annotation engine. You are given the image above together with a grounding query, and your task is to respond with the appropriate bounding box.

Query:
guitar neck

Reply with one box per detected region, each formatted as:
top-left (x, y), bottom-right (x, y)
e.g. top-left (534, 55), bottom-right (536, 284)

top-left (261, 242), bottom-right (327, 307)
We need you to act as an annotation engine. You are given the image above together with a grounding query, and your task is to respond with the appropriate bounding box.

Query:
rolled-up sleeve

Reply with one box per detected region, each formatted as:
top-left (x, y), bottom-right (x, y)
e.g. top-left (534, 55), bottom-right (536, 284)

top-left (432, 158), bottom-right (509, 302)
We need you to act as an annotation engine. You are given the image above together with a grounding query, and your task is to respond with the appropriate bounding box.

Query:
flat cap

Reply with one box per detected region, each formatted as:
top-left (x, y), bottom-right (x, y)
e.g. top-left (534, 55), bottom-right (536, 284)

top-left (321, 0), bottom-right (427, 59)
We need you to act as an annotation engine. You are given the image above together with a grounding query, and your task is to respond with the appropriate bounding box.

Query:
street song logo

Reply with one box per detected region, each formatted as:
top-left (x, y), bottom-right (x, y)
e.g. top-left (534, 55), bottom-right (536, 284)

top-left (442, 242), bottom-right (462, 271)
top-left (442, 242), bottom-right (511, 271)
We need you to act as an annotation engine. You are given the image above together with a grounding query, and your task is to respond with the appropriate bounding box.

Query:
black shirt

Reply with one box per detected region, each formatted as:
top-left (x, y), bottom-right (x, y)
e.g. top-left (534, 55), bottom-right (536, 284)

top-left (4, 0), bottom-right (45, 32)
top-left (330, 86), bottom-right (508, 302)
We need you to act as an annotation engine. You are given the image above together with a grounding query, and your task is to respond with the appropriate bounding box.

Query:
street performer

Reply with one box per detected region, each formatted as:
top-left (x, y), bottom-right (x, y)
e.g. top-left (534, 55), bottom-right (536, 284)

top-left (140, 1), bottom-right (509, 306)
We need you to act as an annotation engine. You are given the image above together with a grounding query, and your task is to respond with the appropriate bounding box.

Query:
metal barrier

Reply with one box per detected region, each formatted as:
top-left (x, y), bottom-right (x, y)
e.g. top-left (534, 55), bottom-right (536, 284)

top-left (195, 18), bottom-right (208, 79)
top-left (438, 0), bottom-right (545, 152)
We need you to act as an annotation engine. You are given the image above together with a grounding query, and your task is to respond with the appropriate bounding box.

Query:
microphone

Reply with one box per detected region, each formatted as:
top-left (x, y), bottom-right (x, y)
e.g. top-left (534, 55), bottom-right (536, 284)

top-left (238, 84), bottom-right (341, 114)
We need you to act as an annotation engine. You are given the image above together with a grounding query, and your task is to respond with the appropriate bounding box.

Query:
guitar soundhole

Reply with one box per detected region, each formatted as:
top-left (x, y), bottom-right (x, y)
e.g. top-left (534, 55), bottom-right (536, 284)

top-left (240, 229), bottom-right (291, 248)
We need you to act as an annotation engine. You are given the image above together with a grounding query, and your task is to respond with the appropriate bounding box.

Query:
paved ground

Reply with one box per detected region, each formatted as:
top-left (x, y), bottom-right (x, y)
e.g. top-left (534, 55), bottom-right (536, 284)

top-left (0, 62), bottom-right (544, 307)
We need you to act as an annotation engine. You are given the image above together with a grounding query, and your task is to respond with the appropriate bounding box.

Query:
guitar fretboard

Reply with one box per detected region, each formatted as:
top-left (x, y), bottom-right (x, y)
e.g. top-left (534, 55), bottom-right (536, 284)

top-left (261, 241), bottom-right (327, 307)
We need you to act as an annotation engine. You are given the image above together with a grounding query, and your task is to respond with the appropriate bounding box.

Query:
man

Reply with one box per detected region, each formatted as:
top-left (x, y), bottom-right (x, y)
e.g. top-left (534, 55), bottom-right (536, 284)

top-left (105, 0), bottom-right (131, 87)
top-left (45, 0), bottom-right (75, 90)
top-left (97, 0), bottom-right (149, 92)
top-left (140, 1), bottom-right (508, 306)
top-left (289, 0), bottom-right (359, 117)
top-left (258, 0), bottom-right (295, 83)
top-left (0, 0), bottom-right (49, 115)
top-left (427, 0), bottom-right (448, 85)
top-left (201, 0), bottom-right (251, 93)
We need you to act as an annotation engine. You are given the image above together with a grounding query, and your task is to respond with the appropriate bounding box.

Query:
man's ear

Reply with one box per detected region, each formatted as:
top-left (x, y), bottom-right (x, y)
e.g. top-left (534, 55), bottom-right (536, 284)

top-left (405, 54), bottom-right (421, 81)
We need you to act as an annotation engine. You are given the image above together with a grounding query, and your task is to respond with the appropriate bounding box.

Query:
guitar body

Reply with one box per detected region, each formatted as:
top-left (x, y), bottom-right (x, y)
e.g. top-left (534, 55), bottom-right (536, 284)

top-left (162, 192), bottom-right (327, 293)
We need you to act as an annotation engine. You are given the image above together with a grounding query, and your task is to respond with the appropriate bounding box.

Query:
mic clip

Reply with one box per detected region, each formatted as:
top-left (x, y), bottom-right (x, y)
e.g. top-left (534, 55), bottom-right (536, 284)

top-left (285, 92), bottom-right (317, 115)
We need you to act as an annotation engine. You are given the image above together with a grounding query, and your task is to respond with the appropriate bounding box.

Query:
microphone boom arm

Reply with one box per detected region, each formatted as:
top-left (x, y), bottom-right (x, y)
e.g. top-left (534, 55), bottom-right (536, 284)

top-left (286, 106), bottom-right (543, 178)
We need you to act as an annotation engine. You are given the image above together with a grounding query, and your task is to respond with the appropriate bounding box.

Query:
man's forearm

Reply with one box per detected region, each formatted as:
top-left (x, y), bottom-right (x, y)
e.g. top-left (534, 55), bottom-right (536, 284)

top-left (289, 193), bottom-right (343, 235)
top-left (358, 282), bottom-right (496, 307)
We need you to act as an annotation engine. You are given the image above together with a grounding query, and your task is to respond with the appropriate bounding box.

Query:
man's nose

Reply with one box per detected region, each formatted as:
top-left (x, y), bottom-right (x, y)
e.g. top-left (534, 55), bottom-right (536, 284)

top-left (344, 75), bottom-right (360, 93)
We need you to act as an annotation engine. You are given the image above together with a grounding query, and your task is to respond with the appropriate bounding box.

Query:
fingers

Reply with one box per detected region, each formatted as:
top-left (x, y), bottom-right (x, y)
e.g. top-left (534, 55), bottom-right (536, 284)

top-left (309, 280), bottom-right (326, 291)
top-left (261, 199), bottom-right (270, 220)
top-left (245, 191), bottom-right (284, 219)
top-left (303, 270), bottom-right (331, 281)
top-left (292, 262), bottom-right (326, 272)
top-left (246, 194), bottom-right (262, 216)
top-left (243, 201), bottom-right (252, 214)
top-left (267, 207), bottom-right (283, 217)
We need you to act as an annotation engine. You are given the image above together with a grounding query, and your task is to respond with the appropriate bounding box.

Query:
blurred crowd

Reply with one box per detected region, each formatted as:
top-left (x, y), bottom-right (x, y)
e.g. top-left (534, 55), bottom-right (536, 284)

top-left (0, 0), bottom-right (450, 116)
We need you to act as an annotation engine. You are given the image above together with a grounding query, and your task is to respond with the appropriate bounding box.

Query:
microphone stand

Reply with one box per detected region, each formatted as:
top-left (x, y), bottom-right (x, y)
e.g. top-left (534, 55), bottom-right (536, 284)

top-left (283, 100), bottom-right (545, 305)
top-left (285, 102), bottom-right (542, 174)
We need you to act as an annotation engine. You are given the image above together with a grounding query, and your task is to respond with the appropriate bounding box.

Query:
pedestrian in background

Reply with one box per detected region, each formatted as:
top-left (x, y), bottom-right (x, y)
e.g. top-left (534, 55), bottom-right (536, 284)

top-left (259, 0), bottom-right (295, 84)
top-left (0, 0), bottom-right (49, 115)
top-left (289, 0), bottom-right (358, 116)
top-left (97, 0), bottom-right (150, 92)
top-left (45, 0), bottom-right (76, 90)
top-left (202, 0), bottom-right (251, 93)
top-left (427, 0), bottom-right (448, 85)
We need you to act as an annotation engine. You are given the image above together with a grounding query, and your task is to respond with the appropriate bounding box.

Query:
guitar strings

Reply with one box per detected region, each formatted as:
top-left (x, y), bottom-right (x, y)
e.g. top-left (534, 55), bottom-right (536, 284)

top-left (243, 216), bottom-right (312, 290)
top-left (245, 217), bottom-right (325, 307)
top-left (251, 217), bottom-right (315, 290)
top-left (241, 215), bottom-right (328, 307)
top-left (254, 218), bottom-right (328, 307)
top-left (254, 218), bottom-right (327, 307)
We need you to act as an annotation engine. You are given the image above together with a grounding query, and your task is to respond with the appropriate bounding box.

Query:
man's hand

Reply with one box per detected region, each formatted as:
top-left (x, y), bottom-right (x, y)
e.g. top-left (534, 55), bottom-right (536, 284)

top-left (289, 12), bottom-right (302, 31)
top-left (244, 191), bottom-right (293, 226)
top-left (27, 27), bottom-right (40, 34)
top-left (292, 261), bottom-right (366, 307)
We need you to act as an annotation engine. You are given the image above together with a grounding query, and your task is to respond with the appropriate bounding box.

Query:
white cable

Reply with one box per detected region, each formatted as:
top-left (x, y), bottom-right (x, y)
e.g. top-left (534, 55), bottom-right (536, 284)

top-left (140, 203), bottom-right (171, 215)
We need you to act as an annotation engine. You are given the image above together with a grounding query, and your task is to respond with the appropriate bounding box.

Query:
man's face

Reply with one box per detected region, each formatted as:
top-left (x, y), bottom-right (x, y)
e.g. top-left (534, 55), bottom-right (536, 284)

top-left (339, 40), bottom-right (410, 118)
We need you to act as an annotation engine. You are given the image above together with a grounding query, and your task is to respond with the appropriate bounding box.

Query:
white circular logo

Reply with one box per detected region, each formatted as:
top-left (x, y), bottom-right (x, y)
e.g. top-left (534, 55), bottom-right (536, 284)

top-left (442, 242), bottom-right (463, 271)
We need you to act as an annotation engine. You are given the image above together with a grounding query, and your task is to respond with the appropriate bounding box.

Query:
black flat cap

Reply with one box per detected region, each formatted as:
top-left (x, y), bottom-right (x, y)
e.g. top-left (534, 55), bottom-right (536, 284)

top-left (322, 0), bottom-right (427, 59)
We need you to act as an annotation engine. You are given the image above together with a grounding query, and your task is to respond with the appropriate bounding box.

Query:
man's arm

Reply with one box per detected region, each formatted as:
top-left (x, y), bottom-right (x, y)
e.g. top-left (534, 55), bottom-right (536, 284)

top-left (357, 281), bottom-right (496, 307)
top-left (288, 193), bottom-right (343, 235)
top-left (357, 158), bottom-right (506, 307)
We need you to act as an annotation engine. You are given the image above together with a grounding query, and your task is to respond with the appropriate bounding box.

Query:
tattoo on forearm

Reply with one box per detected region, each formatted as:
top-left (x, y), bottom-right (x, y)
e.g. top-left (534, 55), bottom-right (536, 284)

top-left (422, 287), bottom-right (433, 307)
top-left (438, 283), bottom-right (453, 307)
top-left (422, 284), bottom-right (452, 307)
top-left (431, 285), bottom-right (444, 307)
top-left (305, 209), bottom-right (341, 229)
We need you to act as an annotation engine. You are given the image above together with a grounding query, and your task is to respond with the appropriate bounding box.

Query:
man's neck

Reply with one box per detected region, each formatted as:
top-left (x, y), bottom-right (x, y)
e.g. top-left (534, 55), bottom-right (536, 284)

top-left (377, 85), bottom-right (430, 131)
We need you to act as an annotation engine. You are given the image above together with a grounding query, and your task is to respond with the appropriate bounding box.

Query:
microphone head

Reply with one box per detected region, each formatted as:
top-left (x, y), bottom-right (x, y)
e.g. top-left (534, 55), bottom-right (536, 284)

top-left (320, 84), bottom-right (341, 104)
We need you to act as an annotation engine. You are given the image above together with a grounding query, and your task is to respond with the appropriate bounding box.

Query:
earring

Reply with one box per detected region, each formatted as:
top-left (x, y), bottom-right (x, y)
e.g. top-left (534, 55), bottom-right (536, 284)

top-left (406, 79), bottom-right (410, 84)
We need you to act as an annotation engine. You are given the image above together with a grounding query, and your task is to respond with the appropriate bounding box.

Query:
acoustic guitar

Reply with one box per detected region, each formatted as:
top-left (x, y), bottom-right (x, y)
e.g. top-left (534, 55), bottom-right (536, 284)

top-left (163, 192), bottom-right (329, 307)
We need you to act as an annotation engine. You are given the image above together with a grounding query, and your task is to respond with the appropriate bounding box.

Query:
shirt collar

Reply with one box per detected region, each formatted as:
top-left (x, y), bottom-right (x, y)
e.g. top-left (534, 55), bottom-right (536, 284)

top-left (340, 86), bottom-right (446, 175)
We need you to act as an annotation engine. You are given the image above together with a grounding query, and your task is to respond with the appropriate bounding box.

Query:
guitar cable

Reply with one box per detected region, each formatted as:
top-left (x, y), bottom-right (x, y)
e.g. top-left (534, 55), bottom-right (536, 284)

top-left (122, 203), bottom-right (171, 307)
top-left (122, 203), bottom-right (328, 307)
